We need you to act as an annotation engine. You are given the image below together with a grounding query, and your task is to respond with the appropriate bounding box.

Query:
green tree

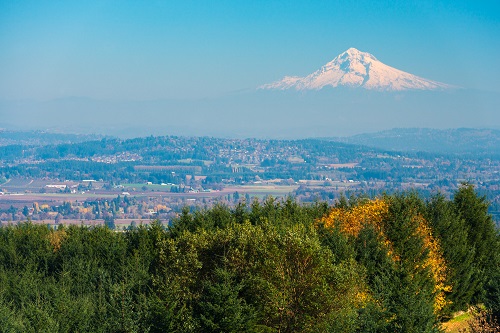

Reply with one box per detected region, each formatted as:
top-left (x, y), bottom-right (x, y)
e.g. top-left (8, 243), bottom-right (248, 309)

top-left (454, 184), bottom-right (500, 304)
top-left (354, 225), bottom-right (396, 332)
top-left (104, 215), bottom-right (116, 230)
top-left (196, 268), bottom-right (256, 332)
top-left (22, 206), bottom-right (29, 218)
top-left (382, 193), bottom-right (440, 332)
top-left (484, 232), bottom-right (500, 321)
top-left (425, 193), bottom-right (475, 314)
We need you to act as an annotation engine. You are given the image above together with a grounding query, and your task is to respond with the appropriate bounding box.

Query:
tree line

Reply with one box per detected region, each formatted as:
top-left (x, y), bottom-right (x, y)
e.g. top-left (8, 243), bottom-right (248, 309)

top-left (0, 184), bottom-right (498, 332)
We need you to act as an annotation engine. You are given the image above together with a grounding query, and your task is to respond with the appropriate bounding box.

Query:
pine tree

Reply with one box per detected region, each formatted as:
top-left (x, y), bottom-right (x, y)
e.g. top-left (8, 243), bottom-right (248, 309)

top-left (454, 184), bottom-right (499, 304)
top-left (196, 268), bottom-right (256, 333)
top-left (383, 194), bottom-right (440, 332)
top-left (425, 193), bottom-right (475, 313)
top-left (354, 225), bottom-right (397, 332)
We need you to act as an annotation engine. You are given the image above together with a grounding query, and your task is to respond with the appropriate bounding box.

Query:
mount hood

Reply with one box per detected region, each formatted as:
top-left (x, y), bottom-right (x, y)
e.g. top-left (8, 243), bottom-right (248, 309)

top-left (260, 48), bottom-right (454, 91)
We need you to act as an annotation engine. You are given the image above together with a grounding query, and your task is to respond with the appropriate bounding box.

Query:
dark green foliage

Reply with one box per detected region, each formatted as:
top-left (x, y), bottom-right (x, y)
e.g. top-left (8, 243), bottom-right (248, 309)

top-left (0, 192), bottom-right (497, 331)
top-left (104, 216), bottom-right (116, 230)
top-left (354, 226), bottom-right (396, 332)
top-left (317, 223), bottom-right (356, 264)
top-left (384, 194), bottom-right (439, 332)
top-left (197, 268), bottom-right (256, 332)
top-left (454, 184), bottom-right (500, 304)
top-left (425, 193), bottom-right (475, 314)
top-left (168, 203), bottom-right (235, 237)
top-left (484, 232), bottom-right (500, 321)
top-left (485, 263), bottom-right (500, 321)
top-left (0, 223), bottom-right (155, 332)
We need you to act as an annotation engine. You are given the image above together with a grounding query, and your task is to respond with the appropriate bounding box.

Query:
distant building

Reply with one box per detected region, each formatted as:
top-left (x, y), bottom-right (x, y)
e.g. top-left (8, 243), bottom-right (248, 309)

top-left (46, 184), bottom-right (67, 189)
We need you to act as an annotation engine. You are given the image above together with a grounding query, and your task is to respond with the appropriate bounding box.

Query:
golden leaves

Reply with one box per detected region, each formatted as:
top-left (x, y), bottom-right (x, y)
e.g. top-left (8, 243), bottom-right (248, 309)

top-left (319, 198), bottom-right (451, 314)
top-left (413, 215), bottom-right (452, 313)
top-left (321, 199), bottom-right (389, 237)
top-left (48, 229), bottom-right (67, 252)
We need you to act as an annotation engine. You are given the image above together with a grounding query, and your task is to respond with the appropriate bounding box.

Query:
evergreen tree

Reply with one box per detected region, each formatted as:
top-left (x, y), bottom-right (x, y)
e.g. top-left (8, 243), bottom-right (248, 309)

top-left (454, 184), bottom-right (499, 303)
top-left (104, 215), bottom-right (116, 230)
top-left (196, 268), bottom-right (256, 332)
top-left (484, 233), bottom-right (500, 321)
top-left (425, 193), bottom-right (475, 313)
top-left (383, 194), bottom-right (440, 332)
top-left (354, 225), bottom-right (396, 332)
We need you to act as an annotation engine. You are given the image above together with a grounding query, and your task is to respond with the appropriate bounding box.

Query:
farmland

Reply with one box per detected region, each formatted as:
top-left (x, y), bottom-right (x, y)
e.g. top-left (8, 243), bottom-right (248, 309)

top-left (1, 130), bottom-right (500, 226)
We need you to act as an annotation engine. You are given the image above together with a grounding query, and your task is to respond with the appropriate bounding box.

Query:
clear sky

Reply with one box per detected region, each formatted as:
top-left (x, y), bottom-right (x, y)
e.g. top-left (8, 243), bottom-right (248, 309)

top-left (1, 0), bottom-right (499, 102)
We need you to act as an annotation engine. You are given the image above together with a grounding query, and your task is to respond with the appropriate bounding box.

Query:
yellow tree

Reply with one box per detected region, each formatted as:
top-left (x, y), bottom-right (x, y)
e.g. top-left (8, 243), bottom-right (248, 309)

top-left (319, 197), bottom-right (450, 316)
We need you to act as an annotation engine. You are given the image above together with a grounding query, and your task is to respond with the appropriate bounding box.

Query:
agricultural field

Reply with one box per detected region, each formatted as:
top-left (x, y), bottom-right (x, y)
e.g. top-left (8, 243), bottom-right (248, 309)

top-left (222, 184), bottom-right (299, 199)
top-left (0, 177), bottom-right (303, 224)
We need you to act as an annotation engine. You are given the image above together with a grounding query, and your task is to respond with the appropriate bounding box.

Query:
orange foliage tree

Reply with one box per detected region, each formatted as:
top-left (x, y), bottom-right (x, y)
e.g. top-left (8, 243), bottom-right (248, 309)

top-left (319, 197), bottom-right (451, 314)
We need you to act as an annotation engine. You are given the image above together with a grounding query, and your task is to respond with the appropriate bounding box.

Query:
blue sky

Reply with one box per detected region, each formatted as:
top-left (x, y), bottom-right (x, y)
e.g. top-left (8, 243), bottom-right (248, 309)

top-left (1, 0), bottom-right (499, 101)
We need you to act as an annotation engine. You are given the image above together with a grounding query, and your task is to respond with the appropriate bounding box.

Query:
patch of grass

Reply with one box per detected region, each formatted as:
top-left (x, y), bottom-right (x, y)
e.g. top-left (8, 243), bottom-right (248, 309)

top-left (442, 311), bottom-right (472, 333)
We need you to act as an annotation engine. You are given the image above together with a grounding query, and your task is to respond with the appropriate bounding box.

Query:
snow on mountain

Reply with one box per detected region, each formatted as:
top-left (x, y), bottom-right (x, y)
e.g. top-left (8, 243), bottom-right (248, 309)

top-left (260, 48), bottom-right (454, 91)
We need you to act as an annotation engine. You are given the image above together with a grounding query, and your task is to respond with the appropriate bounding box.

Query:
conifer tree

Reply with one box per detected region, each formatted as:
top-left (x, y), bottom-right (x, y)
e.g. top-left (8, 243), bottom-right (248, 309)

top-left (425, 193), bottom-right (475, 313)
top-left (383, 194), bottom-right (440, 332)
top-left (196, 267), bottom-right (256, 332)
top-left (454, 184), bottom-right (499, 304)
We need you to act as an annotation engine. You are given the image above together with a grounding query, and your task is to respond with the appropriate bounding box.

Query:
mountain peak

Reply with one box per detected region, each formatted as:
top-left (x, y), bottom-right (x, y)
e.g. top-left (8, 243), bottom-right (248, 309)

top-left (345, 47), bottom-right (361, 54)
top-left (340, 47), bottom-right (377, 61)
top-left (343, 47), bottom-right (364, 56)
top-left (260, 48), bottom-right (454, 92)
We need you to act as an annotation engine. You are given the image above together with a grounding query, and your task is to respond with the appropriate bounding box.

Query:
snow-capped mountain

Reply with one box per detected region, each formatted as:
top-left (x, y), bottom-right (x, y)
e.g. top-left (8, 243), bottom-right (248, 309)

top-left (260, 48), bottom-right (454, 91)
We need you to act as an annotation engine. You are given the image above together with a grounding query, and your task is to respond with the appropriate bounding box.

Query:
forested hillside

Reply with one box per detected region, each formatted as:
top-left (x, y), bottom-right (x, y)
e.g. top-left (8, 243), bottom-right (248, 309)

top-left (336, 128), bottom-right (500, 156)
top-left (0, 185), bottom-right (498, 332)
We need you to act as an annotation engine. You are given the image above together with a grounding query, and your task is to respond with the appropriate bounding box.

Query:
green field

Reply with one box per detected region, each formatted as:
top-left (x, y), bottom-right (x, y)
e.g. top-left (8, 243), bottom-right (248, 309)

top-left (224, 185), bottom-right (299, 199)
top-left (121, 183), bottom-right (173, 191)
